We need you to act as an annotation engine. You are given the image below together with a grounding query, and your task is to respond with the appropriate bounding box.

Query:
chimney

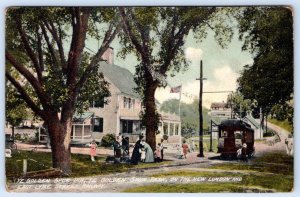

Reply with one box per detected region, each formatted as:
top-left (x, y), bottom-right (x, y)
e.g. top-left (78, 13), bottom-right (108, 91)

top-left (101, 47), bottom-right (114, 65)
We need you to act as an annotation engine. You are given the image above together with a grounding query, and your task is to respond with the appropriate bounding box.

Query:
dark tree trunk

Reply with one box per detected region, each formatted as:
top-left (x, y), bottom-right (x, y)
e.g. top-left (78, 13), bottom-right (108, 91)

top-left (144, 83), bottom-right (158, 151)
top-left (46, 115), bottom-right (72, 175)
top-left (11, 126), bottom-right (15, 141)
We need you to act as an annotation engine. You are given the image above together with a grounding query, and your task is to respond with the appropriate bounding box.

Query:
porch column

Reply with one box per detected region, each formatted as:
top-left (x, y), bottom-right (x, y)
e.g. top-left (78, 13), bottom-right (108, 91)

top-left (173, 122), bottom-right (176, 135)
top-left (82, 123), bottom-right (84, 142)
top-left (167, 122), bottom-right (170, 136)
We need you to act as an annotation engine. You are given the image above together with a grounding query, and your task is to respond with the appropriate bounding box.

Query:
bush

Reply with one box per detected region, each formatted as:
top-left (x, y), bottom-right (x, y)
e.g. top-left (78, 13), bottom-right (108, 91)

top-left (101, 134), bottom-right (116, 147)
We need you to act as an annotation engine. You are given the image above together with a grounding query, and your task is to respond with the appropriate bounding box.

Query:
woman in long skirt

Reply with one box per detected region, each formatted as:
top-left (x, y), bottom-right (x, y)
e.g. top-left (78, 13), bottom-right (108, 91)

top-left (131, 135), bottom-right (144, 165)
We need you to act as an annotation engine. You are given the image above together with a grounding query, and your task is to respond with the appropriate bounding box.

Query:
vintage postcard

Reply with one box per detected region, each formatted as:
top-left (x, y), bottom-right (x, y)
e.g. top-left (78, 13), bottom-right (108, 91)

top-left (5, 6), bottom-right (293, 192)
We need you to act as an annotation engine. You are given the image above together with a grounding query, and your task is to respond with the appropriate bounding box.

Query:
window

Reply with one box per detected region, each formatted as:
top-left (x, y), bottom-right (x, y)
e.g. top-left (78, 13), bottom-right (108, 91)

top-left (123, 97), bottom-right (135, 109)
top-left (123, 97), bottom-right (129, 108)
top-left (94, 97), bottom-right (105, 108)
top-left (121, 120), bottom-right (133, 133)
top-left (93, 118), bottom-right (103, 132)
top-left (221, 130), bottom-right (228, 137)
top-left (90, 97), bottom-right (105, 108)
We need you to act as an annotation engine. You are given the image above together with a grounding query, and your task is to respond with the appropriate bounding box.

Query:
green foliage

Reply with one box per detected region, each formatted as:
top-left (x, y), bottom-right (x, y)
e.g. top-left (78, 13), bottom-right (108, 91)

top-left (160, 99), bottom-right (209, 137)
top-left (269, 118), bottom-right (293, 133)
top-left (118, 8), bottom-right (220, 144)
top-left (236, 7), bottom-right (293, 117)
top-left (100, 133), bottom-right (116, 147)
top-left (6, 84), bottom-right (30, 127)
top-left (6, 7), bottom-right (117, 116)
top-left (227, 92), bottom-right (252, 118)
top-left (270, 103), bottom-right (293, 123)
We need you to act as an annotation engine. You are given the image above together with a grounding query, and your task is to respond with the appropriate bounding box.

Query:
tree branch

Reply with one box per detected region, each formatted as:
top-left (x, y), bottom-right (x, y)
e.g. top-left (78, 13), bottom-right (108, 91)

top-left (36, 27), bottom-right (44, 72)
top-left (119, 7), bottom-right (146, 58)
top-left (66, 7), bottom-right (91, 88)
top-left (16, 17), bottom-right (43, 82)
top-left (40, 23), bottom-right (60, 70)
top-left (44, 20), bottom-right (67, 71)
top-left (6, 51), bottom-right (49, 107)
top-left (74, 19), bottom-right (122, 96)
top-left (6, 72), bottom-right (46, 120)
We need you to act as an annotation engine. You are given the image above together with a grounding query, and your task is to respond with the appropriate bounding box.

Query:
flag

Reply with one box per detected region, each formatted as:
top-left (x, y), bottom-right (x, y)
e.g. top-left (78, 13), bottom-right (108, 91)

top-left (170, 85), bottom-right (182, 93)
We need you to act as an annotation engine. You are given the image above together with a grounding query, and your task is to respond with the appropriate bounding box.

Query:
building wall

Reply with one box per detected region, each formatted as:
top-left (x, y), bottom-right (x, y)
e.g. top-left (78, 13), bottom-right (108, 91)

top-left (89, 77), bottom-right (120, 141)
top-left (119, 96), bottom-right (142, 119)
top-left (89, 78), bottom-right (143, 141)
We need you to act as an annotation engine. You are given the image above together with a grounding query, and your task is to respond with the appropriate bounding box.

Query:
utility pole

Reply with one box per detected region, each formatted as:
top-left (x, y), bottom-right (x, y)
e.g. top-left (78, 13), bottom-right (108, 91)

top-left (196, 60), bottom-right (206, 157)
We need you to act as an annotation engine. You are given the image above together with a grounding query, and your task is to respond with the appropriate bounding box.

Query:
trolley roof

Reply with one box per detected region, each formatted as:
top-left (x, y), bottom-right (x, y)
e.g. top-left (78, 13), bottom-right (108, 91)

top-left (219, 119), bottom-right (254, 132)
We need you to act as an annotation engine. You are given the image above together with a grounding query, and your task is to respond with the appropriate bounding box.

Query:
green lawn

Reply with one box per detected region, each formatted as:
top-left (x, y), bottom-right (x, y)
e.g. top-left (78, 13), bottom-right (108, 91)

top-left (187, 137), bottom-right (218, 153)
top-left (124, 152), bottom-right (294, 193)
top-left (269, 118), bottom-right (293, 132)
top-left (6, 151), bottom-right (171, 179)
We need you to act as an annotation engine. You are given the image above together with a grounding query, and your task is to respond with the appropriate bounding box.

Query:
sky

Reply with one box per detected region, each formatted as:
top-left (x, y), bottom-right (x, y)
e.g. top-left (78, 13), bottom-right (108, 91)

top-left (87, 18), bottom-right (254, 109)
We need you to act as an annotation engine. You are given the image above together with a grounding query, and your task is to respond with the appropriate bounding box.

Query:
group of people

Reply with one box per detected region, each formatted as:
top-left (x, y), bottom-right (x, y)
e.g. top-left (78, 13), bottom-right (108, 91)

top-left (89, 134), bottom-right (165, 164)
top-left (131, 135), bottom-right (164, 165)
top-left (113, 134), bottom-right (130, 163)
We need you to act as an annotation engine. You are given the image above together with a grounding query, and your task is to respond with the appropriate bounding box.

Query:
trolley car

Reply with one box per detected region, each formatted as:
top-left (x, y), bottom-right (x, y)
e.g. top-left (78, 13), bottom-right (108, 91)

top-left (217, 119), bottom-right (255, 158)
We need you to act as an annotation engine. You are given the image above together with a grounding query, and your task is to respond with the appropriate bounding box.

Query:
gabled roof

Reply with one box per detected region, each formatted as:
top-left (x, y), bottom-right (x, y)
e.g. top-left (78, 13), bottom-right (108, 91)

top-left (99, 62), bottom-right (140, 99)
top-left (73, 112), bottom-right (94, 122)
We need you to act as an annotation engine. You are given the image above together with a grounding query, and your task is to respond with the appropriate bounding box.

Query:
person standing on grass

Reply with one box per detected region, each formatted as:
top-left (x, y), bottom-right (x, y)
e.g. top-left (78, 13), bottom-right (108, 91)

top-left (182, 140), bottom-right (189, 159)
top-left (122, 136), bottom-right (130, 157)
top-left (131, 135), bottom-right (144, 165)
top-left (155, 143), bottom-right (162, 162)
top-left (90, 140), bottom-right (97, 162)
top-left (141, 140), bottom-right (154, 163)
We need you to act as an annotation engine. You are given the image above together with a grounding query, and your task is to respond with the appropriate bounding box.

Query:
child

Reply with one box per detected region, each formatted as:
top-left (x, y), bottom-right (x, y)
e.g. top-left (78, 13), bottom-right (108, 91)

top-left (155, 143), bottom-right (162, 162)
top-left (182, 141), bottom-right (189, 159)
top-left (90, 140), bottom-right (97, 162)
top-left (140, 147), bottom-right (146, 162)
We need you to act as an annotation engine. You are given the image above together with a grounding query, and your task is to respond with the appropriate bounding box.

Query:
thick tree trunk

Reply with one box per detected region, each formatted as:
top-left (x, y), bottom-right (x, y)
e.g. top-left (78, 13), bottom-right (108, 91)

top-left (46, 116), bottom-right (72, 175)
top-left (144, 84), bottom-right (158, 151)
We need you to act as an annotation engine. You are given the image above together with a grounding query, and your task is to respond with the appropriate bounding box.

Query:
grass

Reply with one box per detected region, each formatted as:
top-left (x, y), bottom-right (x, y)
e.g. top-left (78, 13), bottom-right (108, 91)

top-left (269, 118), bottom-right (293, 132)
top-left (5, 150), bottom-right (171, 180)
top-left (124, 170), bottom-right (293, 192)
top-left (187, 137), bottom-right (218, 153)
top-left (124, 183), bottom-right (246, 193)
top-left (209, 152), bottom-right (294, 175)
top-left (6, 150), bottom-right (294, 192)
top-left (124, 152), bottom-right (294, 193)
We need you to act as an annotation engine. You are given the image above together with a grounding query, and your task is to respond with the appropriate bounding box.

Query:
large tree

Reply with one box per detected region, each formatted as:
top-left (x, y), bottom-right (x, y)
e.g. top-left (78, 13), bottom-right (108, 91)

top-left (5, 7), bottom-right (120, 174)
top-left (236, 7), bottom-right (293, 120)
top-left (118, 7), bottom-right (219, 150)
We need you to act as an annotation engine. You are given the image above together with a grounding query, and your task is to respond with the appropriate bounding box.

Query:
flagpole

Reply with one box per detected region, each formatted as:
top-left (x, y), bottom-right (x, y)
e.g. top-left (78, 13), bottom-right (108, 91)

top-left (178, 84), bottom-right (182, 149)
top-left (178, 84), bottom-right (182, 116)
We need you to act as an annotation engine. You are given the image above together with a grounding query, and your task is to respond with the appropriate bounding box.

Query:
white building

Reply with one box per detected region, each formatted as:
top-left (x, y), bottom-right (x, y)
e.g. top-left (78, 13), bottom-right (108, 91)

top-left (40, 48), bottom-right (181, 145)
top-left (209, 102), bottom-right (232, 119)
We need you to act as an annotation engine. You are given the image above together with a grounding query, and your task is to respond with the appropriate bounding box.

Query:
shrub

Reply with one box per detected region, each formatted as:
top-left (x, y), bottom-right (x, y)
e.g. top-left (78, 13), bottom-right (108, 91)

top-left (101, 133), bottom-right (116, 147)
